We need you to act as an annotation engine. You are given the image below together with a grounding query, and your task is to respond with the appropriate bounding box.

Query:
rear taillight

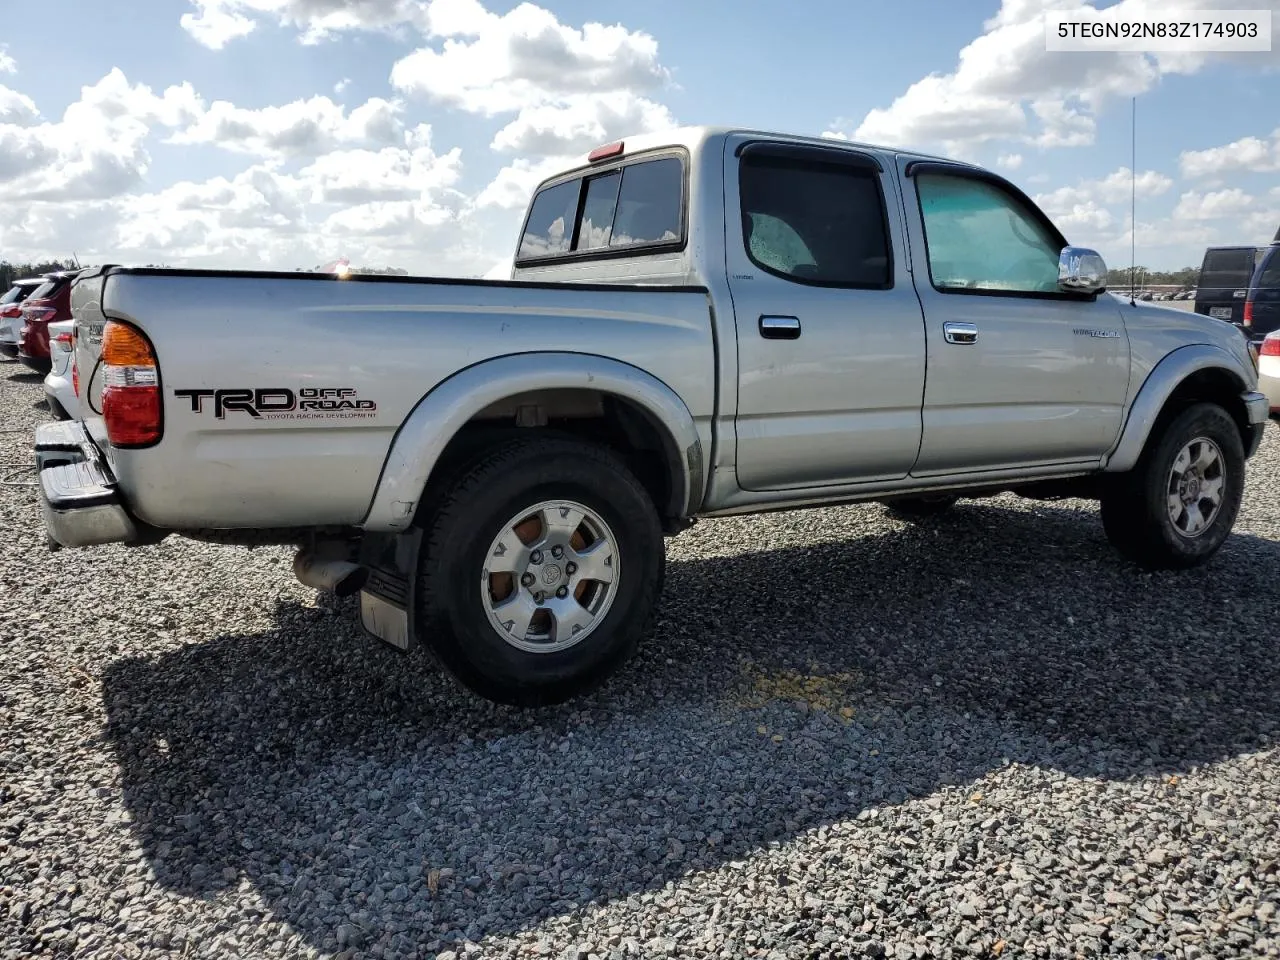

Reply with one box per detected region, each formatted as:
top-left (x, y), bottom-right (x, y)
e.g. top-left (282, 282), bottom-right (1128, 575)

top-left (1261, 337), bottom-right (1280, 358)
top-left (53, 333), bottom-right (73, 347)
top-left (1243, 301), bottom-right (1254, 327)
top-left (72, 360), bottom-right (79, 397)
top-left (0, 305), bottom-right (20, 319)
top-left (22, 306), bottom-right (56, 323)
top-left (101, 321), bottom-right (161, 447)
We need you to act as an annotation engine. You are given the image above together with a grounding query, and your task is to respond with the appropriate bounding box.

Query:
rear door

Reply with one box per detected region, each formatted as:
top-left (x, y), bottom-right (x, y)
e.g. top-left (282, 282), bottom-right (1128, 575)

top-left (1247, 245), bottom-right (1280, 339)
top-left (725, 138), bottom-right (927, 491)
top-left (1195, 247), bottom-right (1257, 325)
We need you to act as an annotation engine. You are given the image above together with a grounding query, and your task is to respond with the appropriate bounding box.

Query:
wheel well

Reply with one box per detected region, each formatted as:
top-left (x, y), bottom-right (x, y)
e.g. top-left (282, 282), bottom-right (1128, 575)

top-left (1153, 368), bottom-right (1249, 451)
top-left (425, 388), bottom-right (684, 526)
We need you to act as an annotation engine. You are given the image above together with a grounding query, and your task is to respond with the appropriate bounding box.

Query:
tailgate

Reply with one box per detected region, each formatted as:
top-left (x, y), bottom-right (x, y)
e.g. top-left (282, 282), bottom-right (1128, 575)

top-left (68, 266), bottom-right (110, 447)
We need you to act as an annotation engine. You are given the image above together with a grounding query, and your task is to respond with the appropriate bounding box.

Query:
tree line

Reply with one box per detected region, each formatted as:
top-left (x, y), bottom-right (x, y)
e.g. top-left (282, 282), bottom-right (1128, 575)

top-left (0, 259), bottom-right (79, 290)
top-left (1106, 265), bottom-right (1200, 288)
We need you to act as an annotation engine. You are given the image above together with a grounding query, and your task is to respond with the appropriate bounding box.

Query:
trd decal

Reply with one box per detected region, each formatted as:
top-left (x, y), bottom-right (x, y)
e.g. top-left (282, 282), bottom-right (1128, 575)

top-left (173, 387), bottom-right (378, 420)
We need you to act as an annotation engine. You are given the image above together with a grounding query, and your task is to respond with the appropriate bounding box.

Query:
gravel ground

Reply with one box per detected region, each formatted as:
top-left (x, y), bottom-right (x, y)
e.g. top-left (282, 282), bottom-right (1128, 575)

top-left (2, 360), bottom-right (1279, 960)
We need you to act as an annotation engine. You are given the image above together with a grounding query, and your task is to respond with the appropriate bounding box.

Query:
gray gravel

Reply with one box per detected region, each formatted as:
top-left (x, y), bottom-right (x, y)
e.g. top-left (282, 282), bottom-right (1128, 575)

top-left (2, 359), bottom-right (1280, 960)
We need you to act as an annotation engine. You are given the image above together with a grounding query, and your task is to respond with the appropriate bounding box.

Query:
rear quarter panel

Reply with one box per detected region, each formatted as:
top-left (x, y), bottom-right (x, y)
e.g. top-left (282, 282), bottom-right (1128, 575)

top-left (94, 272), bottom-right (715, 530)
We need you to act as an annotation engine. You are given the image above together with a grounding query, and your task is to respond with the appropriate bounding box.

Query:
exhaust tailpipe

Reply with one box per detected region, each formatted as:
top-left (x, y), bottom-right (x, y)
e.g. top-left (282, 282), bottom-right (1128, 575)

top-left (293, 549), bottom-right (369, 597)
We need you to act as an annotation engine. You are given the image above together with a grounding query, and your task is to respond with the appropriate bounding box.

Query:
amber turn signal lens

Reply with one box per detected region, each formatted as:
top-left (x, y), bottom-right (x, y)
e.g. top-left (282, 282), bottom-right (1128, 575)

top-left (102, 321), bottom-right (156, 367)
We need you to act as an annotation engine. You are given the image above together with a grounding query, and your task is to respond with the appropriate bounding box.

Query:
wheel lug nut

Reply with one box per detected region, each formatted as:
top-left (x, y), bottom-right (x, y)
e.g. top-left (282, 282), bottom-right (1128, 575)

top-left (530, 550), bottom-right (543, 564)
top-left (565, 562), bottom-right (577, 575)
top-left (534, 592), bottom-right (545, 604)
top-left (556, 587), bottom-right (568, 599)
top-left (552, 545), bottom-right (564, 559)
top-left (521, 573), bottom-right (535, 587)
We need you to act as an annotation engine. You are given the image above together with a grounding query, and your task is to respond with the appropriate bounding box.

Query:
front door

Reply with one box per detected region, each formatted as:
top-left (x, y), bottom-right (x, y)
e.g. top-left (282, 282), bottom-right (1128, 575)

top-left (726, 139), bottom-right (927, 492)
top-left (897, 159), bottom-right (1130, 477)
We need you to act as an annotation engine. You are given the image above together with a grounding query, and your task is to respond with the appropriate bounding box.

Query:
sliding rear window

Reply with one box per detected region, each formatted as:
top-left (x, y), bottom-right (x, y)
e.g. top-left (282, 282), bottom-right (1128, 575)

top-left (516, 154), bottom-right (685, 265)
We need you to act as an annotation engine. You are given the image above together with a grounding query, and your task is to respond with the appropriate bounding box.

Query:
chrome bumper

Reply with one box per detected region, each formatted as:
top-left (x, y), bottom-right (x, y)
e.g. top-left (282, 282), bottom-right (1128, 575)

top-left (34, 420), bottom-right (138, 548)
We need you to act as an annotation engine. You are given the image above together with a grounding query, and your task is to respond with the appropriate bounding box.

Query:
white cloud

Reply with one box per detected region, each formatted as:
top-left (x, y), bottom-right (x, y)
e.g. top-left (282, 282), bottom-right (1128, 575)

top-left (0, 86), bottom-right (39, 126)
top-left (390, 5), bottom-right (667, 116)
top-left (334, 77), bottom-right (350, 94)
top-left (1034, 166), bottom-right (1171, 214)
top-left (0, 49), bottom-right (15, 74)
top-left (180, 0), bottom-right (432, 49)
top-left (482, 257), bottom-right (513, 280)
top-left (475, 154), bottom-right (575, 210)
top-left (169, 95), bottom-right (406, 159)
top-left (834, 0), bottom-right (1280, 155)
top-left (1179, 130), bottom-right (1280, 178)
top-left (0, 68), bottom-right (203, 202)
top-left (996, 153), bottom-right (1022, 170)
top-left (489, 93), bottom-right (674, 155)
top-left (1172, 188), bottom-right (1255, 220)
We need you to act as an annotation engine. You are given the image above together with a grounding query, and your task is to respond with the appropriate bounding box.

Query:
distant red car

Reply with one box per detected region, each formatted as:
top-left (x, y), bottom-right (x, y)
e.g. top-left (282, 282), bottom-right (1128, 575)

top-left (0, 277), bottom-right (46, 359)
top-left (17, 271), bottom-right (77, 374)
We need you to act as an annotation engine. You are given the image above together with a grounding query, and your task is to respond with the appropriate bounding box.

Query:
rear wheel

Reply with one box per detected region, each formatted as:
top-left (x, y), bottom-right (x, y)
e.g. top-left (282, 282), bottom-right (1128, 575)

top-left (416, 436), bottom-right (665, 707)
top-left (883, 493), bottom-right (960, 521)
top-left (1100, 402), bottom-right (1244, 570)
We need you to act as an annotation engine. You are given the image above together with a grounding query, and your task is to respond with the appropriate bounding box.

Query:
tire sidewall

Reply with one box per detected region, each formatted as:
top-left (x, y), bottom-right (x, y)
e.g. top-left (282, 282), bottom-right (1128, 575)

top-left (425, 444), bottom-right (663, 702)
top-left (1140, 404), bottom-right (1245, 563)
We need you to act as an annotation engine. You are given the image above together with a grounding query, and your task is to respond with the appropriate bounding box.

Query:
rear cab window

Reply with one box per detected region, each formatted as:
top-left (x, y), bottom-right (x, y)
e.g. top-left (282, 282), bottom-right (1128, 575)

top-left (516, 153), bottom-right (685, 266)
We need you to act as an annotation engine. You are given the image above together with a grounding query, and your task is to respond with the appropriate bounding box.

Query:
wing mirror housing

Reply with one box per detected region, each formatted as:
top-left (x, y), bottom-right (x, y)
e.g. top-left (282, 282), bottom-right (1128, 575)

top-left (1058, 246), bottom-right (1108, 295)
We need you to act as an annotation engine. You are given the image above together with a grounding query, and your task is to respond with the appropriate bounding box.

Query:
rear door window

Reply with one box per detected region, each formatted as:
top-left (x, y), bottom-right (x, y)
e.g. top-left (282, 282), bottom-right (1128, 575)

top-left (0, 285), bottom-right (25, 305)
top-left (25, 280), bottom-right (62, 301)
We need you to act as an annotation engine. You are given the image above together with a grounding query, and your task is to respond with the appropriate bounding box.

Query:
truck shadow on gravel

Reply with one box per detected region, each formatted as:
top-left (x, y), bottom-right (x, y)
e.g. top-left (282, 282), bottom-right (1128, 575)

top-left (100, 501), bottom-right (1280, 953)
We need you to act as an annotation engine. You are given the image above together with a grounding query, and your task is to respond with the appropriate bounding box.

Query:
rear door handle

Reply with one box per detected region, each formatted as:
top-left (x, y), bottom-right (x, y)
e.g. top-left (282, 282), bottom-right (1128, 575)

top-left (759, 315), bottom-right (801, 340)
top-left (943, 321), bottom-right (978, 344)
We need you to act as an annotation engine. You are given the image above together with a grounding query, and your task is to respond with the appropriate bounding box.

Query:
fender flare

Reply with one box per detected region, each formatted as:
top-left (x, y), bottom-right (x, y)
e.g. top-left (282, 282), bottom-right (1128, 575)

top-left (360, 352), bottom-right (705, 532)
top-left (1102, 343), bottom-right (1250, 473)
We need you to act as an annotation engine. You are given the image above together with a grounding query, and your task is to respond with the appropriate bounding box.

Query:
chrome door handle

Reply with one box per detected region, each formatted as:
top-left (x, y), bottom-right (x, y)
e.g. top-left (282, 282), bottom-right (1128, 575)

top-left (943, 321), bottom-right (978, 344)
top-left (759, 315), bottom-right (801, 340)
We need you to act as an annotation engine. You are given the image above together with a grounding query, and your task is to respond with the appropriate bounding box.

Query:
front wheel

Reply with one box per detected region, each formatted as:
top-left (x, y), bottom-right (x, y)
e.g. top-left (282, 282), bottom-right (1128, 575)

top-left (416, 436), bottom-right (666, 707)
top-left (1100, 402), bottom-right (1245, 570)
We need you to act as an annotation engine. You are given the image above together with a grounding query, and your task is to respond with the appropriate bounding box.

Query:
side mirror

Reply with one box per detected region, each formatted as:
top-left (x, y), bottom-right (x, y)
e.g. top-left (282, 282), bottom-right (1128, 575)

top-left (1058, 246), bottom-right (1108, 295)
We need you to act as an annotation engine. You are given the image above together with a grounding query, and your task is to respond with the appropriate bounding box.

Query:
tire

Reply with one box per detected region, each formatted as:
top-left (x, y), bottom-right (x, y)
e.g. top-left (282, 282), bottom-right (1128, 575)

top-left (416, 435), bottom-right (666, 707)
top-left (1099, 402), bottom-right (1245, 570)
top-left (883, 493), bottom-right (960, 520)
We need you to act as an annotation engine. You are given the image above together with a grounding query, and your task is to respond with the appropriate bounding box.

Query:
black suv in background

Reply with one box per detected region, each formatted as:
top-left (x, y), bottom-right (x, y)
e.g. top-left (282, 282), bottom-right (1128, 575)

top-left (1194, 245), bottom-right (1267, 327)
top-left (1244, 242), bottom-right (1280, 345)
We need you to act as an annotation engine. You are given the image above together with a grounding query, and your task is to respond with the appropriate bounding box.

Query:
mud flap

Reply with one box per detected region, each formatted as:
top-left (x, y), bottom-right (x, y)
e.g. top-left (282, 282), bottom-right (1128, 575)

top-left (357, 528), bottom-right (422, 653)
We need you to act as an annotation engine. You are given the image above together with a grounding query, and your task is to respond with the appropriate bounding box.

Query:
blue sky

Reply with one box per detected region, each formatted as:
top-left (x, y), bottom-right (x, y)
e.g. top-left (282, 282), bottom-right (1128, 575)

top-left (1, 0), bottom-right (1278, 275)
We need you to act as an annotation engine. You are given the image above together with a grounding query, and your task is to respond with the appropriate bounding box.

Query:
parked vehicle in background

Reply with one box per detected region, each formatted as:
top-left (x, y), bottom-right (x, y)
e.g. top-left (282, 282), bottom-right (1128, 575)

top-left (34, 126), bottom-right (1269, 707)
top-left (43, 319), bottom-right (79, 420)
top-left (1257, 329), bottom-right (1280, 419)
top-left (0, 277), bottom-right (47, 359)
top-left (1242, 242), bottom-right (1280, 346)
top-left (17, 271), bottom-right (77, 373)
top-left (1195, 246), bottom-right (1267, 327)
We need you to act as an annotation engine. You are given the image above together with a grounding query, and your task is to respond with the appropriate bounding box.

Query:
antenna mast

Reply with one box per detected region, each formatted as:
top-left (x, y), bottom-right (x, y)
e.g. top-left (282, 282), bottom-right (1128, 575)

top-left (1129, 96), bottom-right (1136, 306)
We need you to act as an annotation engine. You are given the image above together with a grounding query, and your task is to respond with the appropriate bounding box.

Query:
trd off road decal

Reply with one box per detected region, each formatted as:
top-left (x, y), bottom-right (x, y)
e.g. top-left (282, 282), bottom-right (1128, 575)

top-left (173, 387), bottom-right (377, 421)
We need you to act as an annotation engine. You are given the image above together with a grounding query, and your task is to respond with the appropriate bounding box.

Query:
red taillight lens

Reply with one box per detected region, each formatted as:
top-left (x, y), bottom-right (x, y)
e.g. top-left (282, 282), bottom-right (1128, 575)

top-left (22, 305), bottom-right (56, 323)
top-left (1243, 301), bottom-right (1254, 327)
top-left (72, 361), bottom-right (79, 397)
top-left (101, 321), bottom-right (162, 447)
top-left (54, 333), bottom-right (73, 347)
top-left (0, 305), bottom-right (20, 319)
top-left (1261, 337), bottom-right (1280, 358)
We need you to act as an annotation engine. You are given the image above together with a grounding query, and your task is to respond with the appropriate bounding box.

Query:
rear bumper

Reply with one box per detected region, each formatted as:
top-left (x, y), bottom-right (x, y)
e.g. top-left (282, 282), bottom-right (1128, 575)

top-left (34, 420), bottom-right (138, 548)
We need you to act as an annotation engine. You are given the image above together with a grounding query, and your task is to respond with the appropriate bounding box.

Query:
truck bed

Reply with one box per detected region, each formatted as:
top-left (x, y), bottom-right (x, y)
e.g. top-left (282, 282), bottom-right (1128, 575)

top-left (70, 267), bottom-right (716, 530)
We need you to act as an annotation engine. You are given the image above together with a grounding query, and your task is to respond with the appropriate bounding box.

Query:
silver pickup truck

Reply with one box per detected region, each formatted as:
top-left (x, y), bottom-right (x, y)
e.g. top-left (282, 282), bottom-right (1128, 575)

top-left (35, 126), bottom-right (1268, 707)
